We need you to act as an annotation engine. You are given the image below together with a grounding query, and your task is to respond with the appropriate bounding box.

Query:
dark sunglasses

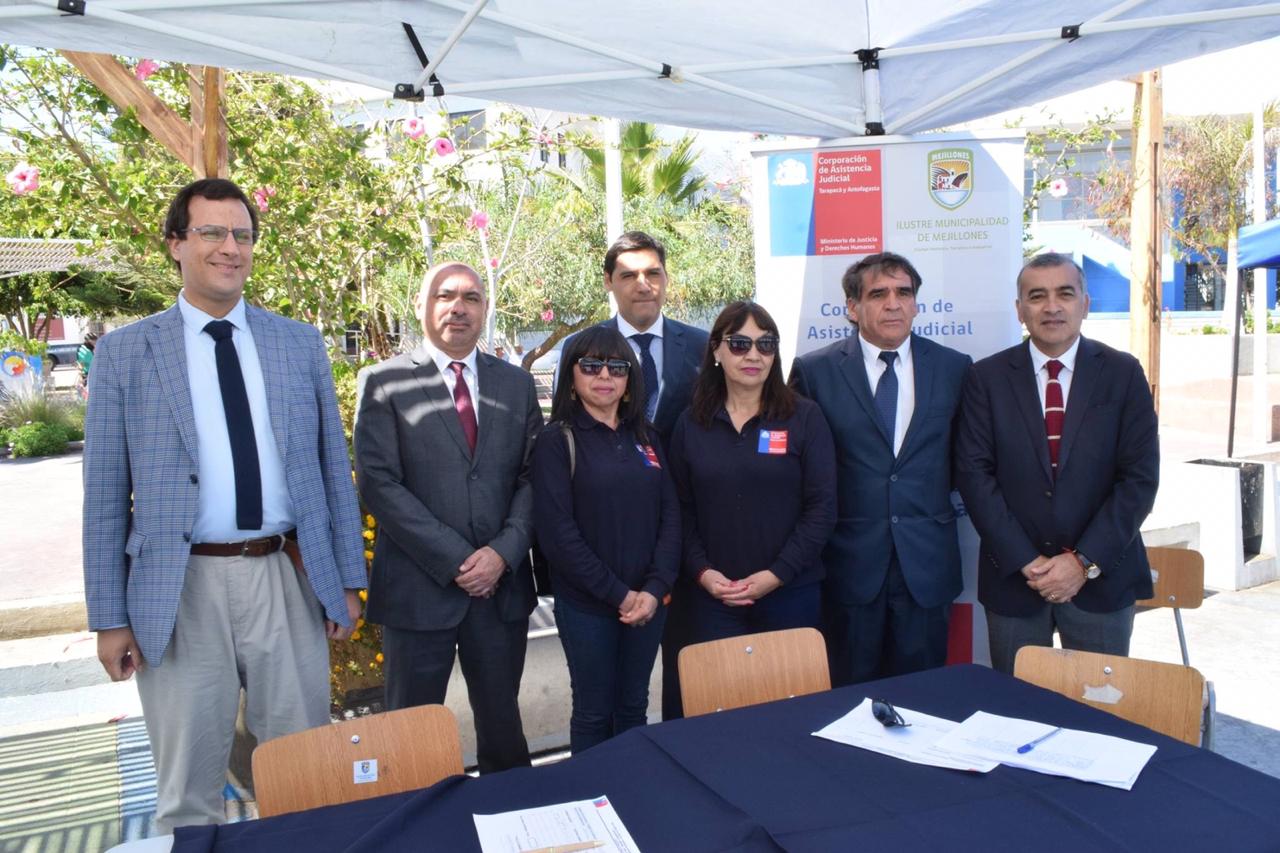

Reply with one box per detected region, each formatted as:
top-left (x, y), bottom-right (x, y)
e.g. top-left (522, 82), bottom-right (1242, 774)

top-left (577, 357), bottom-right (630, 377)
top-left (181, 224), bottom-right (257, 245)
top-left (871, 698), bottom-right (910, 728)
top-left (722, 334), bottom-right (779, 356)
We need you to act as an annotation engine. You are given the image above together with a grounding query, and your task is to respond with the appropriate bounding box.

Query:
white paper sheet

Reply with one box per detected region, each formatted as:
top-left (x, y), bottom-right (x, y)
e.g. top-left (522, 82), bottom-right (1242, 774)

top-left (930, 710), bottom-right (1158, 790)
top-left (812, 698), bottom-right (999, 773)
top-left (473, 795), bottom-right (641, 853)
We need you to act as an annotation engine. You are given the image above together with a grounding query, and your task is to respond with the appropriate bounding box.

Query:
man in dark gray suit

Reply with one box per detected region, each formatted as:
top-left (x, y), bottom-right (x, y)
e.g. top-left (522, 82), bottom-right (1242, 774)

top-left (355, 262), bottom-right (542, 772)
top-left (560, 231), bottom-right (708, 719)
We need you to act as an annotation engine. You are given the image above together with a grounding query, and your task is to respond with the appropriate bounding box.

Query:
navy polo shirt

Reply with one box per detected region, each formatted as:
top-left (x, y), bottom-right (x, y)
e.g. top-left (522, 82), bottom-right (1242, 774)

top-left (668, 397), bottom-right (837, 587)
top-left (532, 410), bottom-right (680, 615)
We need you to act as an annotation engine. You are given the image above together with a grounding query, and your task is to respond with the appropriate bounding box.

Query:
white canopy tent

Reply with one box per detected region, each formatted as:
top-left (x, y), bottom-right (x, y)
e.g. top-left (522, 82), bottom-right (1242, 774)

top-left (2, 0), bottom-right (1280, 138)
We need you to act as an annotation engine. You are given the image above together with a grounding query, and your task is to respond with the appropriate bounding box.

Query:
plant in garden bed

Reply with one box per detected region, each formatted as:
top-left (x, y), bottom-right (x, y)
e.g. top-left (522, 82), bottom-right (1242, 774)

top-left (329, 512), bottom-right (385, 714)
top-left (9, 421), bottom-right (69, 457)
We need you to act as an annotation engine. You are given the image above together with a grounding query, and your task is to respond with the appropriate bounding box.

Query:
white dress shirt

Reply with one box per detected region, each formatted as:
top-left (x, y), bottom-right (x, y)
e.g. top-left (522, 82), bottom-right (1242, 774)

top-left (859, 333), bottom-right (915, 457)
top-left (422, 339), bottom-right (480, 423)
top-left (617, 313), bottom-right (665, 401)
top-left (1029, 336), bottom-right (1081, 414)
top-left (178, 292), bottom-right (295, 542)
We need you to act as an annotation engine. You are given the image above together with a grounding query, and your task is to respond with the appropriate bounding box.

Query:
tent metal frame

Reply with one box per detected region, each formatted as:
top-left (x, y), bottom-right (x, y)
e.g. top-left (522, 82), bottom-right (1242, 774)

top-left (3, 0), bottom-right (1280, 136)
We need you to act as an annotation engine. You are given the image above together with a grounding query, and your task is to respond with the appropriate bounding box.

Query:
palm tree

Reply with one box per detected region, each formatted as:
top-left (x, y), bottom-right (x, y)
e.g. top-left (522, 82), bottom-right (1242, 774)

top-left (582, 121), bottom-right (706, 206)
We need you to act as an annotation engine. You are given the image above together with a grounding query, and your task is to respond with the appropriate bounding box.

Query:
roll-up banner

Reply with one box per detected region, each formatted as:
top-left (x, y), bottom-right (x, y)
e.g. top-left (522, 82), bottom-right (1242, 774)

top-left (750, 132), bottom-right (1026, 665)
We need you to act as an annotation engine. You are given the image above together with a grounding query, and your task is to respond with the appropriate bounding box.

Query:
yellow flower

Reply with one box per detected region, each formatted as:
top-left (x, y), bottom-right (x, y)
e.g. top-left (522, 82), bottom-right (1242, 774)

top-left (351, 631), bottom-right (362, 641)
top-left (362, 529), bottom-right (374, 541)
top-left (375, 653), bottom-right (384, 664)
top-left (364, 550), bottom-right (374, 561)
top-left (356, 618), bottom-right (365, 629)
top-left (358, 589), bottom-right (368, 602)
top-left (365, 515), bottom-right (376, 528)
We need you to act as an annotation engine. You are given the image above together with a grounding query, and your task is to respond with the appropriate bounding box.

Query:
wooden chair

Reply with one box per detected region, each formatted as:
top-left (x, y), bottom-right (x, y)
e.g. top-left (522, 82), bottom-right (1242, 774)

top-left (678, 627), bottom-right (830, 717)
top-left (1138, 546), bottom-right (1216, 747)
top-left (252, 704), bottom-right (464, 818)
top-left (1013, 646), bottom-right (1206, 746)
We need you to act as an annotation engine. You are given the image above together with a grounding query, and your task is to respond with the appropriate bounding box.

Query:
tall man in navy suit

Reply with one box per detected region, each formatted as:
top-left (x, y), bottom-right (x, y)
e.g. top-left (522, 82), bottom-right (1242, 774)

top-left (562, 231), bottom-right (708, 718)
top-left (790, 252), bottom-right (971, 685)
top-left (955, 253), bottom-right (1159, 674)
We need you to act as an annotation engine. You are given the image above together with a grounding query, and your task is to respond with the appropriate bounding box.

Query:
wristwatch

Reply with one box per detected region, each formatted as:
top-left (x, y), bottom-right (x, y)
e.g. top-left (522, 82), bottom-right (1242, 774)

top-left (1074, 551), bottom-right (1101, 580)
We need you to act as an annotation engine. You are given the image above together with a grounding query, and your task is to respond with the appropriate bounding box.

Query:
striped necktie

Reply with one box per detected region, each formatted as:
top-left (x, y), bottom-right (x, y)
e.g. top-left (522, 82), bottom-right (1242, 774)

top-left (1044, 359), bottom-right (1065, 478)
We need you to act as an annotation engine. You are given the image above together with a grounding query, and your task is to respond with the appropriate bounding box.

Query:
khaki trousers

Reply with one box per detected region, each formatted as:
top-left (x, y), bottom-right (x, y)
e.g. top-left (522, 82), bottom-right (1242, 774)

top-left (136, 551), bottom-right (330, 833)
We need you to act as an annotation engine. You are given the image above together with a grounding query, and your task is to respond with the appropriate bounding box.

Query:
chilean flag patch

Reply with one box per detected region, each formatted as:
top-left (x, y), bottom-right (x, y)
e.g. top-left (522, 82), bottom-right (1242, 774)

top-left (758, 429), bottom-right (788, 454)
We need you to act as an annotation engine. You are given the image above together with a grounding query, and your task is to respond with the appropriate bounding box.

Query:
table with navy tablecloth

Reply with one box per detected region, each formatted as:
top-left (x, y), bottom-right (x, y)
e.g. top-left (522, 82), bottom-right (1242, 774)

top-left (172, 664), bottom-right (1280, 852)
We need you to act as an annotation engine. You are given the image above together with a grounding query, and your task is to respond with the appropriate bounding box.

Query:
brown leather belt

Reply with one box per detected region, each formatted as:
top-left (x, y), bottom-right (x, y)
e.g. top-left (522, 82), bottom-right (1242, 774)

top-left (190, 529), bottom-right (298, 558)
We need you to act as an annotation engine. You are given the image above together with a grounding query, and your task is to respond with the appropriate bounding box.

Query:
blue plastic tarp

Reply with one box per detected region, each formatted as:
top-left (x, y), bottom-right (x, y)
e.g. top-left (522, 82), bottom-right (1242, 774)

top-left (1239, 218), bottom-right (1280, 269)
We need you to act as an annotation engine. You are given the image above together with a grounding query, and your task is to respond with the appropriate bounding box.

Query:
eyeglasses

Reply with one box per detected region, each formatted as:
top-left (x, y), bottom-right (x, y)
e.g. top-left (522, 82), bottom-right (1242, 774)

top-left (871, 698), bottom-right (910, 728)
top-left (181, 225), bottom-right (257, 245)
top-left (722, 334), bottom-right (779, 356)
top-left (576, 357), bottom-right (630, 377)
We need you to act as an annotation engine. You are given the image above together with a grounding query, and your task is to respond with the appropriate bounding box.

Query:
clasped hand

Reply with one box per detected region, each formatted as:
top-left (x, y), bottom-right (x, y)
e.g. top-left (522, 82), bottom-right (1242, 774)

top-left (1022, 553), bottom-right (1085, 604)
top-left (699, 568), bottom-right (782, 607)
top-left (618, 590), bottom-right (659, 626)
top-left (455, 546), bottom-right (505, 597)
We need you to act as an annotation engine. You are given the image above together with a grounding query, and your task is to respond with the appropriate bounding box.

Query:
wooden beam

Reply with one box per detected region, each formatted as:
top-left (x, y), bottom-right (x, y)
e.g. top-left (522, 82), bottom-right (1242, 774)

top-left (61, 50), bottom-right (196, 172)
top-left (1128, 69), bottom-right (1163, 413)
top-left (189, 66), bottom-right (229, 179)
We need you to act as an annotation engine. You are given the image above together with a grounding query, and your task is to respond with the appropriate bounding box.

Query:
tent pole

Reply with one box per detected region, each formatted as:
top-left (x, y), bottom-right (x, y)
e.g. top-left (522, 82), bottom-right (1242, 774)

top-left (426, 0), bottom-right (862, 134)
top-left (1128, 70), bottom-right (1162, 414)
top-left (411, 0), bottom-right (490, 92)
top-left (1230, 270), bottom-right (1243, 458)
top-left (1252, 101), bottom-right (1271, 443)
top-left (888, 0), bottom-right (1147, 133)
top-left (87, 6), bottom-right (395, 89)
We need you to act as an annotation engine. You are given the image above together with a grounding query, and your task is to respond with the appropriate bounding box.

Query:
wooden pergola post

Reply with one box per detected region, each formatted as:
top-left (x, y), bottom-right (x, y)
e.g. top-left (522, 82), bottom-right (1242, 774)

top-left (1129, 69), bottom-right (1163, 413)
top-left (60, 51), bottom-right (228, 178)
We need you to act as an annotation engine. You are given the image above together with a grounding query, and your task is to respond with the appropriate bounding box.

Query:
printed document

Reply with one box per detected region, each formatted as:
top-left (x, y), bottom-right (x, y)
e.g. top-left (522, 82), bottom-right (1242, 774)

top-left (474, 794), bottom-right (640, 853)
top-left (813, 698), bottom-right (998, 772)
top-left (931, 710), bottom-right (1157, 790)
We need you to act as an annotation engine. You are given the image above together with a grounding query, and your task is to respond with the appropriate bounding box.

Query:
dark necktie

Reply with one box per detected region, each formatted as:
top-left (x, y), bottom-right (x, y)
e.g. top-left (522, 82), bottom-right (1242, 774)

top-left (1044, 359), bottom-right (1066, 477)
top-left (449, 361), bottom-right (478, 455)
top-left (203, 320), bottom-right (262, 530)
top-left (874, 350), bottom-right (898, 449)
top-left (632, 333), bottom-right (660, 422)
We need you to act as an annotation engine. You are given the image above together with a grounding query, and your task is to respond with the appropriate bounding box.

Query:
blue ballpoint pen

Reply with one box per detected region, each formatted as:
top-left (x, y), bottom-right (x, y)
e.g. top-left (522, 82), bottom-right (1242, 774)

top-left (1017, 727), bottom-right (1063, 754)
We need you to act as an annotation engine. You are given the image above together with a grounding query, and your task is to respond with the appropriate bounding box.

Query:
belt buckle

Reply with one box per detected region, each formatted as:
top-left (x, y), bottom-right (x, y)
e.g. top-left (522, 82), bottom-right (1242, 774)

top-left (272, 533), bottom-right (286, 554)
top-left (240, 538), bottom-right (253, 557)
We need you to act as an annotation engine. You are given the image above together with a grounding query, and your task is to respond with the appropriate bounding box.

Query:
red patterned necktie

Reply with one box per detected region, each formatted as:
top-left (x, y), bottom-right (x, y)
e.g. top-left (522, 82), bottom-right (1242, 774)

top-left (448, 361), bottom-right (478, 454)
top-left (1044, 359), bottom-right (1065, 478)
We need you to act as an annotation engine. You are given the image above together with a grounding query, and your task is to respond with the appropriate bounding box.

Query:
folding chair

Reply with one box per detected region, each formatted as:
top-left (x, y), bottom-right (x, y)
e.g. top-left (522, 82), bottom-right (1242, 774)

top-left (252, 704), bottom-right (464, 818)
top-left (678, 627), bottom-right (830, 717)
top-left (1138, 546), bottom-right (1216, 748)
top-left (1014, 646), bottom-right (1206, 746)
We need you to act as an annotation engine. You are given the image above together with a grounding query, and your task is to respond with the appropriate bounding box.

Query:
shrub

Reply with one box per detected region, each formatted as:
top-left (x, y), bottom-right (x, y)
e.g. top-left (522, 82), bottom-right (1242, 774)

top-left (10, 422), bottom-right (69, 457)
top-left (0, 426), bottom-right (12, 448)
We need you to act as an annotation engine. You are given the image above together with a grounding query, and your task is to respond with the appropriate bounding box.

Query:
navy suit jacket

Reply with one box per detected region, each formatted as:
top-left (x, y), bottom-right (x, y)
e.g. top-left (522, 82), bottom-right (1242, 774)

top-left (789, 333), bottom-right (972, 609)
top-left (954, 337), bottom-right (1159, 617)
top-left (568, 315), bottom-right (709, 450)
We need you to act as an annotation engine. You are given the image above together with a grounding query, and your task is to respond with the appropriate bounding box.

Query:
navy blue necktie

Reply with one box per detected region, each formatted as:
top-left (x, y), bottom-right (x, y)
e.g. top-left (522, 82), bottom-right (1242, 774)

top-left (204, 320), bottom-right (263, 530)
top-left (632, 333), bottom-right (660, 422)
top-left (874, 350), bottom-right (898, 448)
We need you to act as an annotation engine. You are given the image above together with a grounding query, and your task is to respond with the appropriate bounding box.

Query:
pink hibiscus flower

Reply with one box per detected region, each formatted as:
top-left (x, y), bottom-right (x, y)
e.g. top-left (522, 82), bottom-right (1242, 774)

top-left (6, 163), bottom-right (39, 196)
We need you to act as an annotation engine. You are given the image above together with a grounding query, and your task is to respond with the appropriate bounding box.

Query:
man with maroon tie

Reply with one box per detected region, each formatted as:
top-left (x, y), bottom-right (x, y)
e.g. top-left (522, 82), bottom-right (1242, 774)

top-left (355, 262), bottom-right (543, 771)
top-left (954, 253), bottom-right (1160, 674)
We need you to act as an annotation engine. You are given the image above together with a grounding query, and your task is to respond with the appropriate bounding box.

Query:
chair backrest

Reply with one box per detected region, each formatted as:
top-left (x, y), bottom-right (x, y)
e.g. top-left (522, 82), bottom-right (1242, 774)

top-left (1137, 547), bottom-right (1205, 610)
top-left (252, 704), bottom-right (464, 818)
top-left (678, 627), bottom-right (830, 717)
top-left (1013, 647), bottom-right (1205, 746)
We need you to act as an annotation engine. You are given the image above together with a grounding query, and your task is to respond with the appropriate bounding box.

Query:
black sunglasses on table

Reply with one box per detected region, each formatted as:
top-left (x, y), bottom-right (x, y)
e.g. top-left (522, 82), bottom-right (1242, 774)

top-left (722, 334), bottom-right (779, 356)
top-left (576, 357), bottom-right (631, 377)
top-left (871, 698), bottom-right (910, 728)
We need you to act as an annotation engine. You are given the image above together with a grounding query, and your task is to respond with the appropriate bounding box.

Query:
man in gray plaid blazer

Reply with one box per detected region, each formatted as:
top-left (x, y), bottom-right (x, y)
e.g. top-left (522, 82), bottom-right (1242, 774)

top-left (83, 179), bottom-right (365, 832)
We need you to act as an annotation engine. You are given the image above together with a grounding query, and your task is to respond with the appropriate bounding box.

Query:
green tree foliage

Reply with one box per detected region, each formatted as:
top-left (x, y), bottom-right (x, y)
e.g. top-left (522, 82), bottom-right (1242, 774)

top-left (582, 121), bottom-right (707, 205)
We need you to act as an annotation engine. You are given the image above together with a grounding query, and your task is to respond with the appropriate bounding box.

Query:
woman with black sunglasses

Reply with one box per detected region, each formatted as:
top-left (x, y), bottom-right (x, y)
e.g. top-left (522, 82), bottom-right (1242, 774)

top-left (532, 326), bottom-right (680, 753)
top-left (668, 301), bottom-right (837, 646)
